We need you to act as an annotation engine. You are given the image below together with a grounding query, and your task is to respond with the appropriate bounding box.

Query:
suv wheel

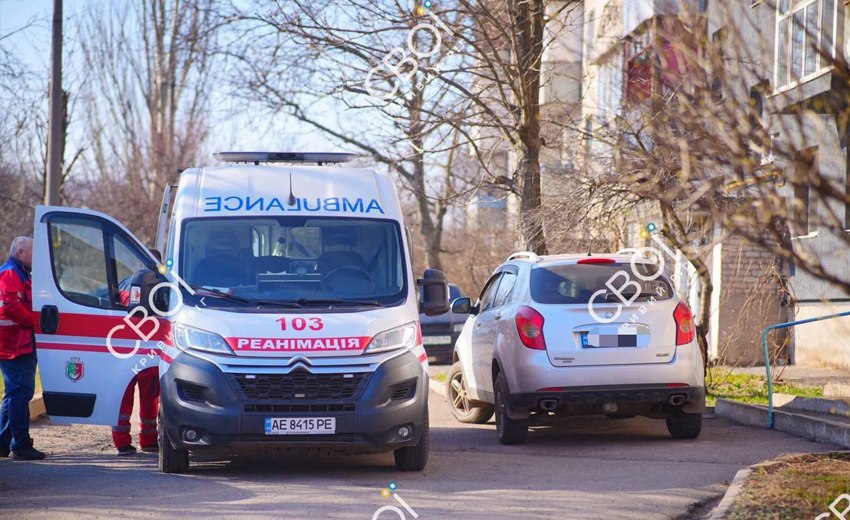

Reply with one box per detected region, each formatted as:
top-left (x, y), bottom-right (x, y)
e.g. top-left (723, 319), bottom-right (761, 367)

top-left (393, 414), bottom-right (429, 471)
top-left (158, 412), bottom-right (189, 474)
top-left (447, 362), bottom-right (494, 424)
top-left (666, 410), bottom-right (702, 439)
top-left (494, 371), bottom-right (528, 445)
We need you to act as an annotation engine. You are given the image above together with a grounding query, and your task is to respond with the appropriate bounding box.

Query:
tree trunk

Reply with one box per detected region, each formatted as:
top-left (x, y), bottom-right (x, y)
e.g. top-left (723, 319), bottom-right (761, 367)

top-left (513, 0), bottom-right (548, 255)
top-left (409, 89), bottom-right (443, 271)
top-left (517, 139), bottom-right (547, 255)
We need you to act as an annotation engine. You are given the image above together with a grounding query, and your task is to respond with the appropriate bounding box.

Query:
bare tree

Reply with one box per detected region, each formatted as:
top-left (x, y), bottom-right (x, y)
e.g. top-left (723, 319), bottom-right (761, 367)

top-left (226, 0), bottom-right (483, 271)
top-left (419, 0), bottom-right (585, 255)
top-left (77, 0), bottom-right (218, 242)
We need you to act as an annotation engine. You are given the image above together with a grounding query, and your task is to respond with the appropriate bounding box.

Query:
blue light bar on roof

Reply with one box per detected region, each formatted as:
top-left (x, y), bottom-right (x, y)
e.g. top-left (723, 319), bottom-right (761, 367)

top-left (212, 152), bottom-right (358, 164)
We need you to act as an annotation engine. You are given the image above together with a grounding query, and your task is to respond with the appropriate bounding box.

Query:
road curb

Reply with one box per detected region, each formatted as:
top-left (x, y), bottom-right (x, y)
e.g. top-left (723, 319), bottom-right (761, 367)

top-left (428, 376), bottom-right (447, 400)
top-left (774, 392), bottom-right (850, 417)
top-left (715, 398), bottom-right (850, 448)
top-left (707, 467), bottom-right (752, 520)
top-left (29, 392), bottom-right (46, 420)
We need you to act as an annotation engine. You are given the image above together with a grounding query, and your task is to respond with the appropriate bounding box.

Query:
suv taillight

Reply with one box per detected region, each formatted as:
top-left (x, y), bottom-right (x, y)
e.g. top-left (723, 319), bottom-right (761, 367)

top-left (673, 302), bottom-right (695, 345)
top-left (516, 306), bottom-right (546, 350)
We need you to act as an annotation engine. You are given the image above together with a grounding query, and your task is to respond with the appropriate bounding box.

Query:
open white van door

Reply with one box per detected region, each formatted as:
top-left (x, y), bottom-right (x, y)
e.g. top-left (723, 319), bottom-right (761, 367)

top-left (32, 206), bottom-right (164, 425)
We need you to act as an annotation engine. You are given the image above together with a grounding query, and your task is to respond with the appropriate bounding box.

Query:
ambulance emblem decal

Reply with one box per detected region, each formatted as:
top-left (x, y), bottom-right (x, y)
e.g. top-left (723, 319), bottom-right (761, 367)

top-left (65, 357), bottom-right (85, 382)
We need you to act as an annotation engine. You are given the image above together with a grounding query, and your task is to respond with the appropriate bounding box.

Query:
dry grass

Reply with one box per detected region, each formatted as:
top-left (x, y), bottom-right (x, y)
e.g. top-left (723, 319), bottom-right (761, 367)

top-left (728, 452), bottom-right (850, 519)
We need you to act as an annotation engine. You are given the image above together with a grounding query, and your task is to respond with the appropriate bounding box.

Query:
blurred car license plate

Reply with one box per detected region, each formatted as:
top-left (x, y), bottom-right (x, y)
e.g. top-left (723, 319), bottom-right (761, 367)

top-left (580, 325), bottom-right (649, 348)
top-left (264, 417), bottom-right (335, 435)
top-left (423, 335), bottom-right (452, 345)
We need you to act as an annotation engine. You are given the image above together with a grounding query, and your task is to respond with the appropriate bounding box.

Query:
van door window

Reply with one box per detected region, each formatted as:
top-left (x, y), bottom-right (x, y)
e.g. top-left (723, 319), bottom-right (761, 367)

top-left (110, 234), bottom-right (152, 308)
top-left (48, 218), bottom-right (112, 309)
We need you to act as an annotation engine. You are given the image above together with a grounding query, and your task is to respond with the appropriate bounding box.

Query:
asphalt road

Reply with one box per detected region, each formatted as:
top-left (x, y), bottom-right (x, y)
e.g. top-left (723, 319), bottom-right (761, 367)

top-left (0, 378), bottom-right (838, 520)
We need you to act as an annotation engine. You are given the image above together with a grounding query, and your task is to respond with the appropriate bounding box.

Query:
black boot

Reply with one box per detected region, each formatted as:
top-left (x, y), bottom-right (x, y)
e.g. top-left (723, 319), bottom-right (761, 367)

top-left (9, 446), bottom-right (46, 461)
top-left (117, 445), bottom-right (138, 456)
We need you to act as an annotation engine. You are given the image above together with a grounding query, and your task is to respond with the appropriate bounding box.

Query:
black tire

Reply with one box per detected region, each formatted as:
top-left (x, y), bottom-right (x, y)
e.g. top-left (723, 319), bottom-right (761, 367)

top-left (158, 412), bottom-right (189, 474)
top-left (494, 371), bottom-right (528, 445)
top-left (447, 362), bottom-right (495, 424)
top-left (393, 414), bottom-right (429, 471)
top-left (666, 410), bottom-right (703, 439)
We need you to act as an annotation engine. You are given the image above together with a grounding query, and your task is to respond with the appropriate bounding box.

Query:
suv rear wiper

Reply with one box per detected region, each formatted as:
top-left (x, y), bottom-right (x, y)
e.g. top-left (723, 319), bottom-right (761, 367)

top-left (295, 298), bottom-right (384, 308)
top-left (191, 286), bottom-right (301, 308)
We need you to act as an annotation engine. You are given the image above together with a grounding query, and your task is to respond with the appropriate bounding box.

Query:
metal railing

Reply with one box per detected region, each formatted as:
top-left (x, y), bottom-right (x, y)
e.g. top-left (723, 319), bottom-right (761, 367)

top-left (761, 309), bottom-right (850, 428)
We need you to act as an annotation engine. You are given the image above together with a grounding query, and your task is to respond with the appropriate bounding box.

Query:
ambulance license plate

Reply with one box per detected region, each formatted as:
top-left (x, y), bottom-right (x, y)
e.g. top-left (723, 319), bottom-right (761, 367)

top-left (264, 417), bottom-right (336, 435)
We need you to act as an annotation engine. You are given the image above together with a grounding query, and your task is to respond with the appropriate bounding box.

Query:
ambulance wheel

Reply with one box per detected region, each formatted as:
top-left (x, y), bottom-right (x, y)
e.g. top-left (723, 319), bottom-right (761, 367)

top-left (158, 414), bottom-right (189, 474)
top-left (393, 415), bottom-right (429, 471)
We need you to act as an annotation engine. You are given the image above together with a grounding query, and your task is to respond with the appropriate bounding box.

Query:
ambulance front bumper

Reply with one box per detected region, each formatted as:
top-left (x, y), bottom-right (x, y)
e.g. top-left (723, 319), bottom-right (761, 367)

top-left (159, 350), bottom-right (428, 453)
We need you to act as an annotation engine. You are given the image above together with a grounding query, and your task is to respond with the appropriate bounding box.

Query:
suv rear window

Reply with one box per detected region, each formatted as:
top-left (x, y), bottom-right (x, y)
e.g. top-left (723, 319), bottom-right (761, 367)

top-left (530, 263), bottom-right (673, 304)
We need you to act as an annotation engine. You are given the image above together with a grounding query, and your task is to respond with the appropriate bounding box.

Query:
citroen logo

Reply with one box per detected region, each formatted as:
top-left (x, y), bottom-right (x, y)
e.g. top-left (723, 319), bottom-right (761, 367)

top-left (287, 355), bottom-right (312, 366)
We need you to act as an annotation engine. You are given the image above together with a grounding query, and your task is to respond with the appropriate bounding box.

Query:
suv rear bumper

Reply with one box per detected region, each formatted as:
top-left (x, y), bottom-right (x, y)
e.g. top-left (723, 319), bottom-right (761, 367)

top-left (159, 350), bottom-right (428, 454)
top-left (508, 384), bottom-right (705, 419)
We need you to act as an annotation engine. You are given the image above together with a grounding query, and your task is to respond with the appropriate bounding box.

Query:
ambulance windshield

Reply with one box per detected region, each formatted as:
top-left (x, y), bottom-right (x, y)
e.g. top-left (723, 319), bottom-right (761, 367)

top-left (179, 216), bottom-right (407, 307)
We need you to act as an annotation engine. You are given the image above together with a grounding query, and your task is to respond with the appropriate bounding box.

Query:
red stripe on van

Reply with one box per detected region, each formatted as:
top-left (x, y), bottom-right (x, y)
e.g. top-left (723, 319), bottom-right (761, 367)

top-left (34, 312), bottom-right (169, 341)
top-left (37, 342), bottom-right (160, 356)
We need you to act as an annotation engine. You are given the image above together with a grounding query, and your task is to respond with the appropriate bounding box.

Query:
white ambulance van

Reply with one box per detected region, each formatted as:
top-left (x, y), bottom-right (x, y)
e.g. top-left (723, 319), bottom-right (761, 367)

top-left (32, 152), bottom-right (449, 473)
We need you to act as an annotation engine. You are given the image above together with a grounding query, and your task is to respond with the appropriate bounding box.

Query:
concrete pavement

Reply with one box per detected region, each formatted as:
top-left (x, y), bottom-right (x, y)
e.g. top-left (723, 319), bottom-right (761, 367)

top-left (0, 387), bottom-right (839, 519)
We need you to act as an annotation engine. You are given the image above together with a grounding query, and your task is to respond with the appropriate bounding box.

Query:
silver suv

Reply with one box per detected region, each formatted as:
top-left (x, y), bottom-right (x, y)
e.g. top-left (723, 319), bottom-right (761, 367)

top-left (447, 252), bottom-right (706, 444)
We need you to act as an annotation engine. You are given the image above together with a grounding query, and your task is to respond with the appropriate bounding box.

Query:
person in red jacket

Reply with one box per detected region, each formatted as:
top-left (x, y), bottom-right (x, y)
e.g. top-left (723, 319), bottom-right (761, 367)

top-left (112, 252), bottom-right (161, 456)
top-left (0, 236), bottom-right (46, 460)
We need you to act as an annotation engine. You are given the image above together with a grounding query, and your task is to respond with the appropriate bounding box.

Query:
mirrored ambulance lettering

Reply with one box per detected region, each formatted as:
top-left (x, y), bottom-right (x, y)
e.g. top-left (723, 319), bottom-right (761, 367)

top-left (204, 196), bottom-right (384, 214)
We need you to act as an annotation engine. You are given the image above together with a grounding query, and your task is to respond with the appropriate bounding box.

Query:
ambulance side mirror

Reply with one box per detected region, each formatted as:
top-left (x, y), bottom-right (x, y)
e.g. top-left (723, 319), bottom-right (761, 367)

top-left (418, 269), bottom-right (450, 316)
top-left (128, 269), bottom-right (168, 315)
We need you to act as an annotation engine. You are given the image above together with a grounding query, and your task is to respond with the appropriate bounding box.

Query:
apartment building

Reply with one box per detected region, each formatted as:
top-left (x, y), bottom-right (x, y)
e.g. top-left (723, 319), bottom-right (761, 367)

top-left (567, 0), bottom-right (794, 365)
top-left (707, 0), bottom-right (850, 369)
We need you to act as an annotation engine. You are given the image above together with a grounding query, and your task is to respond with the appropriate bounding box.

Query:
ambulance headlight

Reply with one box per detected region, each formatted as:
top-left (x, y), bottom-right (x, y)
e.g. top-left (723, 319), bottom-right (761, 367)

top-left (364, 323), bottom-right (417, 354)
top-left (172, 323), bottom-right (234, 355)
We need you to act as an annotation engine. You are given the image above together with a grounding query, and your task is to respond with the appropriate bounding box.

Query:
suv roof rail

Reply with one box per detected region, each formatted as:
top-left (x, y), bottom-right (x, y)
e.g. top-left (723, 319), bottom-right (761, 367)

top-left (213, 151), bottom-right (358, 165)
top-left (506, 251), bottom-right (540, 262)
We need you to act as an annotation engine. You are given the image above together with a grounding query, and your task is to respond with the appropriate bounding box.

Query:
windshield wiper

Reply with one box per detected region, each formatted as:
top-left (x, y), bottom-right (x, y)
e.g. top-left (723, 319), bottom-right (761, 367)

top-left (295, 298), bottom-right (384, 308)
top-left (191, 286), bottom-right (301, 308)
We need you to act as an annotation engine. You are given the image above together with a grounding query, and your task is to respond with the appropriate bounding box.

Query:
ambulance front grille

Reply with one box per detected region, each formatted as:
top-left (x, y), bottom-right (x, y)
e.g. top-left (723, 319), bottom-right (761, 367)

top-left (228, 370), bottom-right (371, 401)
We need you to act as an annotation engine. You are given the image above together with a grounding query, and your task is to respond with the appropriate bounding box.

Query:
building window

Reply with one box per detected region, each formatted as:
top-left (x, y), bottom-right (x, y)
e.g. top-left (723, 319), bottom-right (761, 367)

top-left (775, 0), bottom-right (837, 90)
top-left (794, 148), bottom-right (818, 235)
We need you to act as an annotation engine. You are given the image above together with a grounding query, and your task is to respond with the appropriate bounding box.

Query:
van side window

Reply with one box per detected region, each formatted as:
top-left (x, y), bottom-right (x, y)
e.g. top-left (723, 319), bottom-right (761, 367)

top-left (478, 274), bottom-right (503, 312)
top-left (493, 271), bottom-right (517, 307)
top-left (48, 218), bottom-right (111, 309)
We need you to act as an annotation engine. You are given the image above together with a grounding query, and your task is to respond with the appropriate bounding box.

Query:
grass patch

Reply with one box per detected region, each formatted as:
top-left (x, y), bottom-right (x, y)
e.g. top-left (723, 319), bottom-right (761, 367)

top-left (0, 369), bottom-right (43, 398)
top-left (728, 452), bottom-right (850, 519)
top-left (706, 367), bottom-right (823, 407)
